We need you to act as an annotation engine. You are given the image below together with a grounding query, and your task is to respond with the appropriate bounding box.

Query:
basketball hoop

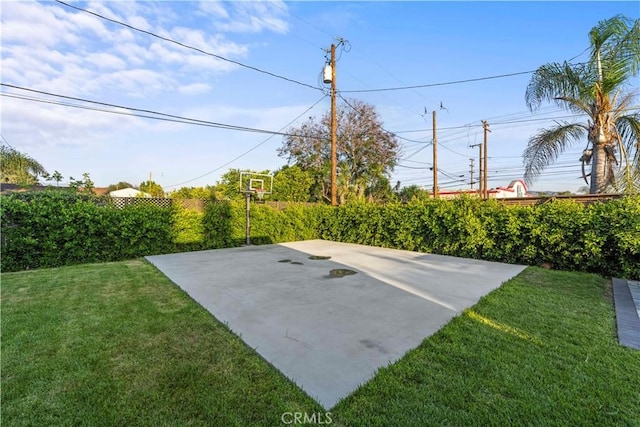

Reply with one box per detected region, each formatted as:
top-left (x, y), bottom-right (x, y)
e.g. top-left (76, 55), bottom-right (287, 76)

top-left (254, 189), bottom-right (266, 203)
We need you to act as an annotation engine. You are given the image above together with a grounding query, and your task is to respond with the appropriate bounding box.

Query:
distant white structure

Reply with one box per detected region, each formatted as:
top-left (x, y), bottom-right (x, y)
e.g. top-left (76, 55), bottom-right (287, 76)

top-left (491, 180), bottom-right (528, 198)
top-left (108, 187), bottom-right (152, 198)
top-left (436, 180), bottom-right (529, 199)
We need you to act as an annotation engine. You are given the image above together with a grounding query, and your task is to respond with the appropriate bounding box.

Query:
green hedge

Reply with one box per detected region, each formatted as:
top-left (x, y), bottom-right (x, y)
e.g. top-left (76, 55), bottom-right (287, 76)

top-left (202, 201), bottom-right (327, 246)
top-left (317, 197), bottom-right (640, 280)
top-left (0, 192), bottom-right (174, 271)
top-left (2, 192), bottom-right (638, 279)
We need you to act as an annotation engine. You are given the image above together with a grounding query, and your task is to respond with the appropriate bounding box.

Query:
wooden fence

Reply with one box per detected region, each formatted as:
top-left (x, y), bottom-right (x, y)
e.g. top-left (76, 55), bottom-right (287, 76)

top-left (496, 193), bottom-right (623, 206)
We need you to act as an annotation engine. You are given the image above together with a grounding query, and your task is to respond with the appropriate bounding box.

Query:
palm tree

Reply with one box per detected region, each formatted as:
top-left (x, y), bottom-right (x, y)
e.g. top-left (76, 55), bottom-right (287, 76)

top-left (524, 15), bottom-right (640, 194)
top-left (0, 145), bottom-right (48, 186)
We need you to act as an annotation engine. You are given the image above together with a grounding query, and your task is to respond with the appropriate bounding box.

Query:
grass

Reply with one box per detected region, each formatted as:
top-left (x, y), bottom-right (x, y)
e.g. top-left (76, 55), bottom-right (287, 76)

top-left (2, 262), bottom-right (639, 426)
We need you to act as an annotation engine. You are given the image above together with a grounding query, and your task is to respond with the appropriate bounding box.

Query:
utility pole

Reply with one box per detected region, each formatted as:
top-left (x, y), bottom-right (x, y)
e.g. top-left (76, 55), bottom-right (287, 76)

top-left (330, 44), bottom-right (338, 206)
top-left (432, 110), bottom-right (438, 198)
top-left (482, 120), bottom-right (491, 199)
top-left (470, 143), bottom-right (482, 197)
top-left (469, 158), bottom-right (475, 189)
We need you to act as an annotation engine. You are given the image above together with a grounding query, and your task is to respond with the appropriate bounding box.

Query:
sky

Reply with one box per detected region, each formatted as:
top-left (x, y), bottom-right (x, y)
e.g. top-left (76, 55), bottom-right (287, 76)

top-left (1, 0), bottom-right (638, 193)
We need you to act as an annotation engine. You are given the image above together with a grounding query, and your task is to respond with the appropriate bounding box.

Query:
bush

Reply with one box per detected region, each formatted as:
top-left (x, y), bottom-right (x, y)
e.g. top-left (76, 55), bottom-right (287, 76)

top-left (2, 192), bottom-right (638, 279)
top-left (1, 192), bottom-right (174, 272)
top-left (317, 196), bottom-right (640, 280)
top-left (202, 201), bottom-right (236, 248)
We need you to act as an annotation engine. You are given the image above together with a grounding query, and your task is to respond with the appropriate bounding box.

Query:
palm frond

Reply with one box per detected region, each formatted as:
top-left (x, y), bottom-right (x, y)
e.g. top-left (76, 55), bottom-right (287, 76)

top-left (525, 62), bottom-right (594, 114)
top-left (593, 15), bottom-right (640, 77)
top-left (523, 122), bottom-right (587, 185)
top-left (616, 111), bottom-right (640, 155)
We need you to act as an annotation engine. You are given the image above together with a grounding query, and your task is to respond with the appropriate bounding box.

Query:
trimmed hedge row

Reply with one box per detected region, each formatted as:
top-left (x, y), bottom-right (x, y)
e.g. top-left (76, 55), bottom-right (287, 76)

top-left (0, 193), bottom-right (324, 272)
top-left (1, 192), bottom-right (175, 271)
top-left (209, 196), bottom-right (639, 279)
top-left (2, 192), bottom-right (638, 279)
top-left (315, 197), bottom-right (640, 280)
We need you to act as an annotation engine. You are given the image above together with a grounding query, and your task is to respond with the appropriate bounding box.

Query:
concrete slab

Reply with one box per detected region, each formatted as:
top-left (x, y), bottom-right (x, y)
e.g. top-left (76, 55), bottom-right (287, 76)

top-left (146, 240), bottom-right (526, 408)
top-left (612, 278), bottom-right (640, 350)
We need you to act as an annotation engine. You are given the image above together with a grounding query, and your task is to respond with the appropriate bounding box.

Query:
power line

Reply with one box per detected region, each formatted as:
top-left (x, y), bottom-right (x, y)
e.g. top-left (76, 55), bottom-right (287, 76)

top-left (0, 134), bottom-right (14, 149)
top-left (340, 60), bottom-right (593, 94)
top-left (1, 92), bottom-right (300, 137)
top-left (391, 113), bottom-right (585, 135)
top-left (336, 93), bottom-right (428, 144)
top-left (396, 164), bottom-right (432, 170)
top-left (340, 70), bottom-right (536, 93)
top-left (53, 0), bottom-right (321, 92)
top-left (165, 95), bottom-right (329, 188)
top-left (1, 84), bottom-right (329, 140)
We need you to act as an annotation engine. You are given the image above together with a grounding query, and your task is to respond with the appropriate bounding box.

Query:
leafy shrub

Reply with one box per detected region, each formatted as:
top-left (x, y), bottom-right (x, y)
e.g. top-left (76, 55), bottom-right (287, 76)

top-left (206, 201), bottom-right (326, 246)
top-left (1, 192), bottom-right (173, 271)
top-left (2, 191), bottom-right (638, 280)
top-left (202, 201), bottom-right (237, 248)
top-left (317, 196), bottom-right (640, 280)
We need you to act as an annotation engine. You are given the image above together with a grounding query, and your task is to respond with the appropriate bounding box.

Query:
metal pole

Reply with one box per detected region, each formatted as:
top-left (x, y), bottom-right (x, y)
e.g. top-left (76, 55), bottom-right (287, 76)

top-left (470, 143), bottom-right (482, 196)
top-left (245, 184), bottom-right (251, 245)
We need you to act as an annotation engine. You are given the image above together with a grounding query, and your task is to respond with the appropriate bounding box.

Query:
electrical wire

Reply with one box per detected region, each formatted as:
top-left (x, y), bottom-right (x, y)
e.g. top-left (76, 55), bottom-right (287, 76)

top-left (53, 0), bottom-right (321, 92)
top-left (341, 70), bottom-right (536, 93)
top-left (340, 60), bottom-right (593, 94)
top-left (164, 95), bottom-right (328, 188)
top-left (0, 134), bottom-right (14, 149)
top-left (336, 93), bottom-right (429, 144)
top-left (1, 84), bottom-right (329, 140)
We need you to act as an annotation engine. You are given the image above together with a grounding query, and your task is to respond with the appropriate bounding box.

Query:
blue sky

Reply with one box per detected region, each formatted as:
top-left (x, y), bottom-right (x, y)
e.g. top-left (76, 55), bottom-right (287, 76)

top-left (2, 1), bottom-right (638, 193)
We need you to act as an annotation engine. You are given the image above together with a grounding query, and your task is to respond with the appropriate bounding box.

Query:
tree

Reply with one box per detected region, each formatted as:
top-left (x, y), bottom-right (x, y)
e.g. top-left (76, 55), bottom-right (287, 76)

top-left (523, 15), bottom-right (640, 194)
top-left (214, 169), bottom-right (271, 200)
top-left (214, 169), bottom-right (245, 200)
top-left (168, 186), bottom-right (217, 200)
top-left (48, 170), bottom-right (64, 187)
top-left (366, 175), bottom-right (396, 203)
top-left (272, 165), bottom-right (314, 202)
top-left (69, 172), bottom-right (95, 194)
top-left (107, 181), bottom-right (134, 192)
top-left (139, 180), bottom-right (164, 197)
top-left (278, 99), bottom-right (401, 204)
top-left (577, 185), bottom-right (590, 194)
top-left (396, 184), bottom-right (430, 202)
top-left (0, 145), bottom-right (48, 185)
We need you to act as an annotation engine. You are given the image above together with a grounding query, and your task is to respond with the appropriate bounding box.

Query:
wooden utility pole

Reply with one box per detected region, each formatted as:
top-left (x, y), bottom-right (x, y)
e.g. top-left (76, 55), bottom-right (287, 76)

top-left (482, 120), bottom-right (490, 199)
top-left (469, 158), bottom-right (475, 189)
top-left (470, 143), bottom-right (482, 196)
top-left (330, 44), bottom-right (338, 206)
top-left (432, 110), bottom-right (438, 198)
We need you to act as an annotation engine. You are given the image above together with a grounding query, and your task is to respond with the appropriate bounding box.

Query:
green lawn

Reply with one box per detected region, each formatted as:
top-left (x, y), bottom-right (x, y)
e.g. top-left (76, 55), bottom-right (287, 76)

top-left (2, 261), bottom-right (639, 426)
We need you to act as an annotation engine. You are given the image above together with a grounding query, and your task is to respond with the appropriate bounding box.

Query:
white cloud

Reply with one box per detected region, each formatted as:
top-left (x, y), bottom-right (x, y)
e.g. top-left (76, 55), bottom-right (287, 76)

top-left (178, 83), bottom-right (212, 95)
top-left (113, 42), bottom-right (153, 66)
top-left (1, 1), bottom-right (78, 47)
top-left (198, 1), bottom-right (229, 19)
top-left (86, 53), bottom-right (127, 71)
top-left (201, 0), bottom-right (290, 34)
top-left (1, 96), bottom-right (139, 150)
top-left (184, 54), bottom-right (239, 73)
top-left (180, 101), bottom-right (322, 135)
top-left (94, 69), bottom-right (175, 97)
top-left (1, 0), bottom-right (298, 162)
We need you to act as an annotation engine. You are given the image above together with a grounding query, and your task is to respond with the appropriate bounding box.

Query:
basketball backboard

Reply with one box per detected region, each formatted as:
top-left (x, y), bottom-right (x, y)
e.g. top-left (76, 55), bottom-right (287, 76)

top-left (239, 171), bottom-right (273, 195)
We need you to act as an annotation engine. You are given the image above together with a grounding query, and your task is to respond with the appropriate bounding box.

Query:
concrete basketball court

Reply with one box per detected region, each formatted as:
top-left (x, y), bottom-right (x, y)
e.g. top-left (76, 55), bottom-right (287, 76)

top-left (146, 240), bottom-right (526, 409)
